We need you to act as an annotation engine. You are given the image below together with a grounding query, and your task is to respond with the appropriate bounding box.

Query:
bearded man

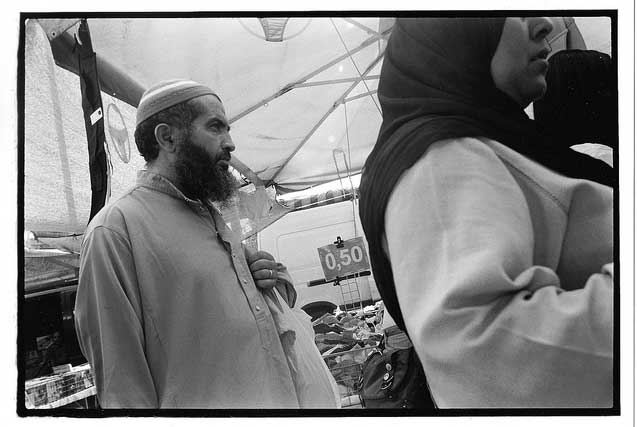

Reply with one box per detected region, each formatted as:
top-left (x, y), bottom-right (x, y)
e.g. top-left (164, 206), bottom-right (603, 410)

top-left (74, 80), bottom-right (338, 409)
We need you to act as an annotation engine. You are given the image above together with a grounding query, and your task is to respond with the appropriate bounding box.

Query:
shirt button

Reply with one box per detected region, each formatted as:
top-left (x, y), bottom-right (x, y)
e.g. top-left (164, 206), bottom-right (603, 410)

top-left (243, 279), bottom-right (248, 284)
top-left (255, 305), bottom-right (261, 311)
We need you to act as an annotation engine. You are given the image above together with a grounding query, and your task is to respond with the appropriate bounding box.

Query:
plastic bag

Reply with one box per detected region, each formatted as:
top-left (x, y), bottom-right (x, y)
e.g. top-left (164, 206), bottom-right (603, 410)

top-left (264, 288), bottom-right (341, 408)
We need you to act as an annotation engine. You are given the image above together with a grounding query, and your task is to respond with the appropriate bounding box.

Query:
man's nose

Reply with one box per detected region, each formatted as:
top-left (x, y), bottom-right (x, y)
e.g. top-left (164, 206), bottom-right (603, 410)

top-left (222, 134), bottom-right (235, 152)
top-left (529, 17), bottom-right (554, 42)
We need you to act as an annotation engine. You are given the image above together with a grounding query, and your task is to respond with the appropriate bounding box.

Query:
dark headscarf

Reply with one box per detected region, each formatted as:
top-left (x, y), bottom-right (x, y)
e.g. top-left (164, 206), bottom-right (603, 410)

top-left (534, 49), bottom-right (617, 150)
top-left (359, 18), bottom-right (615, 332)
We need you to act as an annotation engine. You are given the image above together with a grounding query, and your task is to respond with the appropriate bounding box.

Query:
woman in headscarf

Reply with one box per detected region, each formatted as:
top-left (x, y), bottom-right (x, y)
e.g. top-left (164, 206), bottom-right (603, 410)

top-left (359, 17), bottom-right (614, 408)
top-left (534, 49), bottom-right (616, 165)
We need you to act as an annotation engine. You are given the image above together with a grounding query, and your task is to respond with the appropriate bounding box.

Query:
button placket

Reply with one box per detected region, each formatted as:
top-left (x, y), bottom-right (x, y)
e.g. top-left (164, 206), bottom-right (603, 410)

top-left (232, 248), bottom-right (268, 323)
top-left (217, 216), bottom-right (274, 351)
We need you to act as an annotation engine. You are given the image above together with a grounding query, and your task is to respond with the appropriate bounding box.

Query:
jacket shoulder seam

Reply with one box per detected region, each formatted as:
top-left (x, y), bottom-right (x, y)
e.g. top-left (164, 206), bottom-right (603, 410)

top-left (495, 154), bottom-right (569, 215)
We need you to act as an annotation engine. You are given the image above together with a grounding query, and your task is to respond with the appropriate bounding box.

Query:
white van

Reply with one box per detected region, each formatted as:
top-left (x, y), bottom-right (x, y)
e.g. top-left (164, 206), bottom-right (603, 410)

top-left (257, 200), bottom-right (381, 319)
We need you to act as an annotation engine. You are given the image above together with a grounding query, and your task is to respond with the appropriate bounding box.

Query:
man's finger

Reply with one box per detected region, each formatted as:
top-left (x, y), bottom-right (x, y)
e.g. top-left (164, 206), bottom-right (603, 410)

top-left (254, 279), bottom-right (277, 289)
top-left (252, 267), bottom-right (278, 280)
top-left (254, 250), bottom-right (275, 261)
top-left (249, 259), bottom-right (277, 272)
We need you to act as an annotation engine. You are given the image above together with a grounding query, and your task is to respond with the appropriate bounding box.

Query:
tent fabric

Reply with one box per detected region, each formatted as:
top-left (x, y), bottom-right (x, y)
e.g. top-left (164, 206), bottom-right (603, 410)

top-left (25, 20), bottom-right (145, 235)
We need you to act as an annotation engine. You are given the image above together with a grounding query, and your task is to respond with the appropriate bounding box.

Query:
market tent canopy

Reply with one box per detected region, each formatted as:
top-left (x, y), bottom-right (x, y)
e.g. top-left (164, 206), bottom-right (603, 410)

top-left (25, 17), bottom-right (396, 232)
top-left (25, 16), bottom-right (612, 233)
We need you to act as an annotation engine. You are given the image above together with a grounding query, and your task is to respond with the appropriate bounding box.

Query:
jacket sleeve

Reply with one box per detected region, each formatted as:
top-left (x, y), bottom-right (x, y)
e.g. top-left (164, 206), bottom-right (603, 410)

top-left (74, 225), bottom-right (158, 408)
top-left (384, 138), bottom-right (613, 408)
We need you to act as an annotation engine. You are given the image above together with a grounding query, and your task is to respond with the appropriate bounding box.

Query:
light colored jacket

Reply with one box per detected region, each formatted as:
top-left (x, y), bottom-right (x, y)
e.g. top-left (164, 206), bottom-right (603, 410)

top-left (384, 137), bottom-right (613, 408)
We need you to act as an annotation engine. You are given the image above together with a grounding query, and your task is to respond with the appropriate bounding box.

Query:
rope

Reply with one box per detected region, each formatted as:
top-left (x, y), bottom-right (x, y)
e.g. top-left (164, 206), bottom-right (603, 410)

top-left (343, 102), bottom-right (358, 237)
top-left (330, 18), bottom-right (382, 116)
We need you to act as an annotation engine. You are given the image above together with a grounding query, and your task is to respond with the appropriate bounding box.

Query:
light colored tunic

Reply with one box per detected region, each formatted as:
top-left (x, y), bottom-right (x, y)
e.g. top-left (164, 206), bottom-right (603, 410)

top-left (385, 137), bottom-right (613, 408)
top-left (75, 171), bottom-right (310, 408)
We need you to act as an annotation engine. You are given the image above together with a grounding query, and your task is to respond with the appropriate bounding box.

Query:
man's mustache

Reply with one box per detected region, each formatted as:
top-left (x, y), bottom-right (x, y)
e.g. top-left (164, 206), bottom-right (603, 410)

top-left (218, 152), bottom-right (232, 163)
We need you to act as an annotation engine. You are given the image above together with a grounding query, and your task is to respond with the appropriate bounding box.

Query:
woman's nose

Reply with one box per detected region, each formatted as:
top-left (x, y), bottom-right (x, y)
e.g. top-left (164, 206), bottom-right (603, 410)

top-left (529, 17), bottom-right (554, 41)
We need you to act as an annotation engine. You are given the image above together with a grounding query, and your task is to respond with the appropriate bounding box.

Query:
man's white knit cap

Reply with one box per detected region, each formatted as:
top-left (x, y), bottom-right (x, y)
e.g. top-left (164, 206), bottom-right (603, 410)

top-left (135, 79), bottom-right (218, 127)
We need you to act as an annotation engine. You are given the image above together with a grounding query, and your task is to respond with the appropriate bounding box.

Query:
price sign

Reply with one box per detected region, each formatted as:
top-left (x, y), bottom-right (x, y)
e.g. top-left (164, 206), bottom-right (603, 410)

top-left (317, 236), bottom-right (370, 281)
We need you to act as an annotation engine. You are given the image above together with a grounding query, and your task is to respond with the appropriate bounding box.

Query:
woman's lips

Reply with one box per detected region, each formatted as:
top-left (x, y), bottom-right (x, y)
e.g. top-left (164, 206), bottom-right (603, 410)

top-left (531, 58), bottom-right (549, 73)
top-left (530, 46), bottom-right (550, 68)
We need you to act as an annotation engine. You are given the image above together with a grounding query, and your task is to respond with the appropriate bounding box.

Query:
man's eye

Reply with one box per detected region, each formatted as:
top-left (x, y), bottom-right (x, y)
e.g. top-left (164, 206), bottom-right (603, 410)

top-left (209, 122), bottom-right (229, 132)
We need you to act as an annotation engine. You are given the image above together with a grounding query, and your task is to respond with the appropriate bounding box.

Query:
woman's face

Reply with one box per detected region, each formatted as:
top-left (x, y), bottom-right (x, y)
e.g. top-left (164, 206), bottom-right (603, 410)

top-left (490, 17), bottom-right (554, 107)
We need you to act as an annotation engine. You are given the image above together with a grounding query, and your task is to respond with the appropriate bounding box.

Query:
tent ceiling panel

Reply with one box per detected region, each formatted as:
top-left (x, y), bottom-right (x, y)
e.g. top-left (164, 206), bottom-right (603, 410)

top-left (346, 76), bottom-right (380, 99)
top-left (231, 82), bottom-right (355, 181)
top-left (272, 95), bottom-right (382, 189)
top-left (86, 18), bottom-right (386, 115)
top-left (75, 17), bottom-right (393, 190)
top-left (303, 47), bottom-right (379, 86)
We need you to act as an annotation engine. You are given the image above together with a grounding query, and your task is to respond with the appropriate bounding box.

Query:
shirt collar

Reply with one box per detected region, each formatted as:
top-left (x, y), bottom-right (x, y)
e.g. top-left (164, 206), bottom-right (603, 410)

top-left (135, 170), bottom-right (234, 238)
top-left (136, 170), bottom-right (207, 207)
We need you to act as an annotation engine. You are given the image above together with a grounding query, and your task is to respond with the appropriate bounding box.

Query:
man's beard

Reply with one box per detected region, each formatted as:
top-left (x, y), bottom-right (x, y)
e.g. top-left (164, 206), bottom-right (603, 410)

top-left (174, 140), bottom-right (237, 204)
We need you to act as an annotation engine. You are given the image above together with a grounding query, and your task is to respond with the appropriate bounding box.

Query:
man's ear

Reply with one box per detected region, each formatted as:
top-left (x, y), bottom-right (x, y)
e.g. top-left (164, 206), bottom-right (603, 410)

top-left (154, 123), bottom-right (177, 153)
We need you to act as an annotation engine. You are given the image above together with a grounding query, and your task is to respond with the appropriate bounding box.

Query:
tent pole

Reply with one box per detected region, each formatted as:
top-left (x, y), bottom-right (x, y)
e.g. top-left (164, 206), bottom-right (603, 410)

top-left (330, 18), bottom-right (382, 115)
top-left (343, 90), bottom-right (378, 104)
top-left (293, 75), bottom-right (380, 89)
top-left (341, 18), bottom-right (381, 36)
top-left (266, 52), bottom-right (384, 185)
top-left (229, 28), bottom-right (391, 124)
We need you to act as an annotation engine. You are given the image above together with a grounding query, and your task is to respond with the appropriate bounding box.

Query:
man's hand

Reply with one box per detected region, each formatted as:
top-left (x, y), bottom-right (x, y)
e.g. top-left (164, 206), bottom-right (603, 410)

top-left (245, 248), bottom-right (280, 290)
top-left (244, 246), bottom-right (297, 307)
